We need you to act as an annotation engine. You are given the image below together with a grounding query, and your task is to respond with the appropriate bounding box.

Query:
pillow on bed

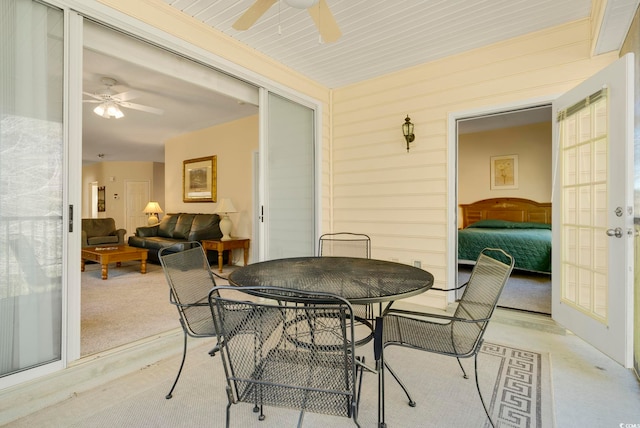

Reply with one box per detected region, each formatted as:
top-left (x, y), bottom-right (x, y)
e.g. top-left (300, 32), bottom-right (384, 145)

top-left (467, 219), bottom-right (551, 229)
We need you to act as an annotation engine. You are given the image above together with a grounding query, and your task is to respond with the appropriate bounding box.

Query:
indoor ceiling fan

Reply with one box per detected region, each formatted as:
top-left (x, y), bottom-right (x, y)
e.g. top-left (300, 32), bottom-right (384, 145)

top-left (233, 0), bottom-right (341, 43)
top-left (83, 77), bottom-right (164, 119)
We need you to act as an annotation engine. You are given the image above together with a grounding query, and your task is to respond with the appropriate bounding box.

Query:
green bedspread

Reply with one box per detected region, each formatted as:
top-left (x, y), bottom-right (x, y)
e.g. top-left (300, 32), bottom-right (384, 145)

top-left (458, 219), bottom-right (552, 273)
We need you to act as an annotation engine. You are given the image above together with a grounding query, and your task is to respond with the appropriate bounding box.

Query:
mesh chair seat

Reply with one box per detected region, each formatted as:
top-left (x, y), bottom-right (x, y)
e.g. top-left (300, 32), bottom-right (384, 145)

top-left (383, 315), bottom-right (481, 357)
top-left (236, 348), bottom-right (355, 417)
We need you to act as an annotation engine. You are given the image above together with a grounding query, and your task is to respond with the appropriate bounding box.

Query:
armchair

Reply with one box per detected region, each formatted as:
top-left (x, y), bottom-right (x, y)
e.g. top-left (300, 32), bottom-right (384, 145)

top-left (81, 218), bottom-right (126, 247)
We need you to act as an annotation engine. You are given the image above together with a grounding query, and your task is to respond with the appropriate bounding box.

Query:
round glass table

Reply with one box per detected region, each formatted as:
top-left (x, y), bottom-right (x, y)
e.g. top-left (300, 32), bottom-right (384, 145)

top-left (227, 256), bottom-right (434, 305)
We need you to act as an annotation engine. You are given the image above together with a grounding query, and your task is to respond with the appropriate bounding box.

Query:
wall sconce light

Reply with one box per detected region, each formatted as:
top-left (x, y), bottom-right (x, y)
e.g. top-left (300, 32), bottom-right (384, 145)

top-left (402, 115), bottom-right (415, 152)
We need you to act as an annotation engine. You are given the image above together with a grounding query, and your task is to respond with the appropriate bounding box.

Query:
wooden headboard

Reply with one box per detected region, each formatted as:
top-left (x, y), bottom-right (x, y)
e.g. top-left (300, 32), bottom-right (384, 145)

top-left (460, 198), bottom-right (552, 229)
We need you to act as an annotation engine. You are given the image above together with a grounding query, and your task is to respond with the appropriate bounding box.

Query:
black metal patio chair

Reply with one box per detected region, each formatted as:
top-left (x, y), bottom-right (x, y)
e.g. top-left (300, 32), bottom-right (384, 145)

top-left (159, 241), bottom-right (219, 399)
top-left (209, 285), bottom-right (371, 427)
top-left (318, 232), bottom-right (376, 324)
top-left (375, 248), bottom-right (514, 427)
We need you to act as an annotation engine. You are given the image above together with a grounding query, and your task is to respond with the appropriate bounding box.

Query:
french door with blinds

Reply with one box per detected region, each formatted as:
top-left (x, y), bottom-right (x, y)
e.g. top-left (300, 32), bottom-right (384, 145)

top-left (552, 54), bottom-right (634, 367)
top-left (0, 0), bottom-right (65, 385)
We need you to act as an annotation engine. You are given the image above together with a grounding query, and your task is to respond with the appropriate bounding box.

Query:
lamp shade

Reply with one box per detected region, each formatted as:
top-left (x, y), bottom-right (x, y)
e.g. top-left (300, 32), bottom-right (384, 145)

top-left (143, 201), bottom-right (163, 214)
top-left (216, 198), bottom-right (237, 214)
top-left (143, 201), bottom-right (163, 226)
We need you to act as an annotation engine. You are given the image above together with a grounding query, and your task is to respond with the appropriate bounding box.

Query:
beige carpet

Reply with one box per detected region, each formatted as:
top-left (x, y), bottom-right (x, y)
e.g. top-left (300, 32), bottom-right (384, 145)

top-left (458, 264), bottom-right (551, 314)
top-left (81, 261), bottom-right (233, 356)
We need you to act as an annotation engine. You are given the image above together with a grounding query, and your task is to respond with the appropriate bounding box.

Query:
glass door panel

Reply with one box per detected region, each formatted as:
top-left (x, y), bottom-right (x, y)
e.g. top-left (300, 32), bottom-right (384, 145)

top-left (0, 0), bottom-right (64, 379)
top-left (264, 93), bottom-right (315, 258)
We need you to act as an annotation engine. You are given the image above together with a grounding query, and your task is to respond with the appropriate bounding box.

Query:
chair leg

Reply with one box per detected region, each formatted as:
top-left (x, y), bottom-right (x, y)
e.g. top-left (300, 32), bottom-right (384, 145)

top-left (166, 332), bottom-right (188, 399)
top-left (384, 361), bottom-right (416, 407)
top-left (456, 356), bottom-right (468, 379)
top-left (474, 351), bottom-right (495, 428)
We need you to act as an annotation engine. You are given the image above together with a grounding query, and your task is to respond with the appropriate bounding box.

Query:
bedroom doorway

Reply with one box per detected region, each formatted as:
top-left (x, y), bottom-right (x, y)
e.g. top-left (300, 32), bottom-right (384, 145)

top-left (455, 104), bottom-right (553, 315)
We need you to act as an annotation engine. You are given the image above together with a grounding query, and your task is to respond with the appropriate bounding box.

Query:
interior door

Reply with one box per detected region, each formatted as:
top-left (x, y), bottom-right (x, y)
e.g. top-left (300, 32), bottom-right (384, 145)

top-left (125, 180), bottom-right (150, 237)
top-left (552, 54), bottom-right (634, 367)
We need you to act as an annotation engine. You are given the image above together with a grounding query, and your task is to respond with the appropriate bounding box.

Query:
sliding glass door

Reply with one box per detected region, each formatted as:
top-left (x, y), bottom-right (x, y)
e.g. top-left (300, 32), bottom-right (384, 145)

top-left (261, 92), bottom-right (316, 259)
top-left (0, 0), bottom-right (65, 382)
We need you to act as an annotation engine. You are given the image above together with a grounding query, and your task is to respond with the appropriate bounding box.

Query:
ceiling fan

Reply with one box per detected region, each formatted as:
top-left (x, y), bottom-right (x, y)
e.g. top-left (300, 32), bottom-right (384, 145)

top-left (83, 77), bottom-right (164, 119)
top-left (233, 0), bottom-right (341, 43)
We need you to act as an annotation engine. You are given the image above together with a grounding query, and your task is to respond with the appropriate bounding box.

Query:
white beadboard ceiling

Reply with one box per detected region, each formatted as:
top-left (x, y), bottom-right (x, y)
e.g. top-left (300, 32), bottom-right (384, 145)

top-left (161, 0), bottom-right (636, 88)
top-left (84, 0), bottom-right (639, 163)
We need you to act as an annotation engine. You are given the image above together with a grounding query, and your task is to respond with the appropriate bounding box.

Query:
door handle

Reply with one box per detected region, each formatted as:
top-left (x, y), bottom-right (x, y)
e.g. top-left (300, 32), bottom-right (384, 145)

top-left (606, 227), bottom-right (623, 238)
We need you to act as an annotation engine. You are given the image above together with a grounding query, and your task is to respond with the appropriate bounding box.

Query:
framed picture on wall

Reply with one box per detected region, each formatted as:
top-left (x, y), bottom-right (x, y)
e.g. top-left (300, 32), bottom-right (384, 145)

top-left (490, 154), bottom-right (518, 190)
top-left (183, 155), bottom-right (217, 202)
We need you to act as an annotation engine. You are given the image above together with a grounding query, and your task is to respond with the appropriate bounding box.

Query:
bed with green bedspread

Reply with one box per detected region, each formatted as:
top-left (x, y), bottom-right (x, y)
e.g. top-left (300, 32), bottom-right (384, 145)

top-left (458, 219), bottom-right (552, 273)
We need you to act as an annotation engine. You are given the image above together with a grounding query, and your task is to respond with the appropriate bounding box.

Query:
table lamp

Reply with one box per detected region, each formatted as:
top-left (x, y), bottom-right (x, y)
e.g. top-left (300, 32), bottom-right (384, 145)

top-left (143, 201), bottom-right (163, 226)
top-left (216, 198), bottom-right (237, 241)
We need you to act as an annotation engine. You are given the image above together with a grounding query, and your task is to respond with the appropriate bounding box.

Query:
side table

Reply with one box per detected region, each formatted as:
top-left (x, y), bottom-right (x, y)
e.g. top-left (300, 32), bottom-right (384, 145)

top-left (202, 238), bottom-right (250, 273)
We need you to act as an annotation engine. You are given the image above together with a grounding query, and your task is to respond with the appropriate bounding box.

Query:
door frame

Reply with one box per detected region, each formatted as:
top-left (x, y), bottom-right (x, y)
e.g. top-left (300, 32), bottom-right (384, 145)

top-left (447, 95), bottom-right (556, 302)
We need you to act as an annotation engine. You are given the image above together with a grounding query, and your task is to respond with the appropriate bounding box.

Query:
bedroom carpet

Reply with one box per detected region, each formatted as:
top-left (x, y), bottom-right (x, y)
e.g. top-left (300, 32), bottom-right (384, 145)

top-left (458, 264), bottom-right (551, 314)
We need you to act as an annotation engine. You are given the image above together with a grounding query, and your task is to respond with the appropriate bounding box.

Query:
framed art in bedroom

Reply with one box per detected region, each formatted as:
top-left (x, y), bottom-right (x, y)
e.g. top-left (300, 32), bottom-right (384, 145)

top-left (183, 155), bottom-right (217, 202)
top-left (490, 154), bottom-right (518, 190)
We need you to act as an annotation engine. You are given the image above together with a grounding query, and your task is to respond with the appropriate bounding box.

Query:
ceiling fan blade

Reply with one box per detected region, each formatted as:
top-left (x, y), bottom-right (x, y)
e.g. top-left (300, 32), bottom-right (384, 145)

top-left (308, 0), bottom-right (341, 43)
top-left (232, 0), bottom-right (277, 30)
top-left (83, 100), bottom-right (101, 103)
top-left (119, 101), bottom-right (164, 115)
top-left (112, 90), bottom-right (141, 102)
top-left (83, 91), bottom-right (103, 101)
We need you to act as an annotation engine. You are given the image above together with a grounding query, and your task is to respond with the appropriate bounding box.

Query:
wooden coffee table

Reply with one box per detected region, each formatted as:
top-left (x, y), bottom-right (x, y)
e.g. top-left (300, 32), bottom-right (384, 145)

top-left (202, 238), bottom-right (250, 273)
top-left (81, 245), bottom-right (149, 280)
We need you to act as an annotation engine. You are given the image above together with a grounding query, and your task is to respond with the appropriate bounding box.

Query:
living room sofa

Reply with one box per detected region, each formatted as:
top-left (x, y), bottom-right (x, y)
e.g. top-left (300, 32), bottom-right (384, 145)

top-left (82, 218), bottom-right (126, 248)
top-left (127, 212), bottom-right (224, 264)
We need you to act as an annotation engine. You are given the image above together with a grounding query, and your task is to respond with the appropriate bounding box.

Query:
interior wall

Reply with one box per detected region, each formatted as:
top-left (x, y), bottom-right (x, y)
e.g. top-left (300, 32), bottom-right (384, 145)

top-left (458, 121), bottom-right (552, 216)
top-left (81, 161), bottom-right (157, 230)
top-left (164, 115), bottom-right (258, 255)
top-left (152, 162), bottom-right (165, 220)
top-left (331, 19), bottom-right (617, 308)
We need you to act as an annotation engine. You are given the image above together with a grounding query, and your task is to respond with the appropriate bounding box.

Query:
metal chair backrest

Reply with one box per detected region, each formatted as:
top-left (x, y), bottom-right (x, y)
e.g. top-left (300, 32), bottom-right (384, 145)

top-left (159, 242), bottom-right (217, 337)
top-left (452, 248), bottom-right (515, 355)
top-left (209, 285), bottom-right (361, 427)
top-left (319, 232), bottom-right (371, 258)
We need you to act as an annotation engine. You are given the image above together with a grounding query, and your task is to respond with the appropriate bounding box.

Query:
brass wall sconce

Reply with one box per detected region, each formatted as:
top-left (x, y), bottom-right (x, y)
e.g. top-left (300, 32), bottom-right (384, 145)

top-left (402, 115), bottom-right (415, 152)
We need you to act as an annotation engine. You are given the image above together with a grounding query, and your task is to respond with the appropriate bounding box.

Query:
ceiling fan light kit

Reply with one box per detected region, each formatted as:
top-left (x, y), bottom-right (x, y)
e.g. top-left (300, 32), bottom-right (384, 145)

top-left (84, 76), bottom-right (164, 120)
top-left (285, 0), bottom-right (318, 8)
top-left (233, 0), bottom-right (341, 43)
top-left (93, 101), bottom-right (124, 119)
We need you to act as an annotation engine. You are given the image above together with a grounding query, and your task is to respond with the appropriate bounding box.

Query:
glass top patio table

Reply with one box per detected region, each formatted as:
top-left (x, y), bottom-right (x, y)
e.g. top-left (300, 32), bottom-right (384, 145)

top-left (227, 256), bottom-right (434, 304)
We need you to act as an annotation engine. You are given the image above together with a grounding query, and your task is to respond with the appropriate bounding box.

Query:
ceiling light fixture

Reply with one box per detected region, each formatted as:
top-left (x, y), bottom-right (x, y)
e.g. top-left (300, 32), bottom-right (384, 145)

top-left (93, 101), bottom-right (124, 119)
top-left (285, 0), bottom-right (318, 8)
top-left (402, 115), bottom-right (415, 152)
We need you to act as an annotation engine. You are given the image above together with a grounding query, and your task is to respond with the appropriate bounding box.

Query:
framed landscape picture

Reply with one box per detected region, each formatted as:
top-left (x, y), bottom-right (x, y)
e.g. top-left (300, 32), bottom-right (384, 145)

top-left (183, 156), bottom-right (217, 202)
top-left (490, 154), bottom-right (518, 190)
